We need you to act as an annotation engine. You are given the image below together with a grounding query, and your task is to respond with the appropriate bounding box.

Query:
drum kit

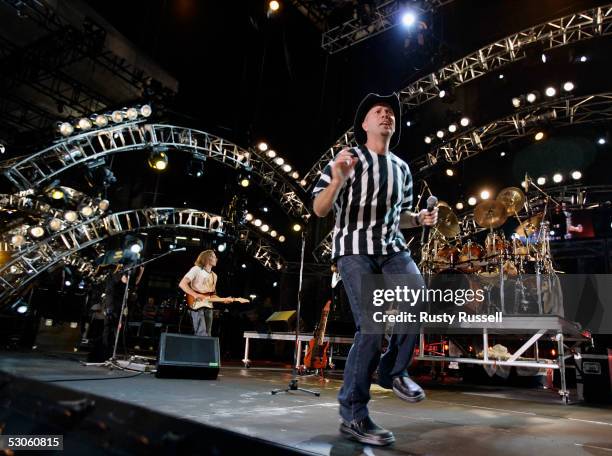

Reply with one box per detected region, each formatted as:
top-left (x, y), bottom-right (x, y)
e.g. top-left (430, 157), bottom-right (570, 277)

top-left (421, 185), bottom-right (561, 314)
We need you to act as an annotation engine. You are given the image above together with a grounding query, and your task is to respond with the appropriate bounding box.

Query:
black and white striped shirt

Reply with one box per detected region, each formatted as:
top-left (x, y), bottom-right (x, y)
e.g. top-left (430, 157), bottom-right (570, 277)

top-left (312, 146), bottom-right (413, 259)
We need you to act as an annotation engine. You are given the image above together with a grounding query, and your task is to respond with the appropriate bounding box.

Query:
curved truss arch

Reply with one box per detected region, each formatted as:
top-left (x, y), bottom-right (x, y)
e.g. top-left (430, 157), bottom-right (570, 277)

top-left (304, 4), bottom-right (612, 188)
top-left (0, 207), bottom-right (285, 303)
top-left (0, 122), bottom-right (310, 220)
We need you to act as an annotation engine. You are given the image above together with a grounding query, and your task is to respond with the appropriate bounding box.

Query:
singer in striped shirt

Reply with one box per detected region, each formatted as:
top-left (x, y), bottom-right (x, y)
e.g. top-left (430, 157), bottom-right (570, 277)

top-left (313, 92), bottom-right (438, 446)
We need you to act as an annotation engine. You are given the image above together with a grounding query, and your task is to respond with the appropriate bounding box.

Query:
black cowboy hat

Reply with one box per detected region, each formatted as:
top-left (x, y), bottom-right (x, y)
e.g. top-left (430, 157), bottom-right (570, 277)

top-left (353, 92), bottom-right (402, 149)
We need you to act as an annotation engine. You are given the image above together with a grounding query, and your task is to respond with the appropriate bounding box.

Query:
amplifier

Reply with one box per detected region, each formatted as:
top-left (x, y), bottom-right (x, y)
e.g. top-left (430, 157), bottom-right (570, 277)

top-left (156, 333), bottom-right (220, 379)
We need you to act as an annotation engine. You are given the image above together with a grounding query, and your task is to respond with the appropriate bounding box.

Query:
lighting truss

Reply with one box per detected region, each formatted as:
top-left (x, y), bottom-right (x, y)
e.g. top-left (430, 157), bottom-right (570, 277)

top-left (411, 93), bottom-right (612, 172)
top-left (0, 207), bottom-right (286, 303)
top-left (305, 4), bottom-right (612, 189)
top-left (321, 0), bottom-right (453, 54)
top-left (237, 229), bottom-right (285, 272)
top-left (0, 122), bottom-right (311, 220)
top-left (312, 230), bottom-right (333, 263)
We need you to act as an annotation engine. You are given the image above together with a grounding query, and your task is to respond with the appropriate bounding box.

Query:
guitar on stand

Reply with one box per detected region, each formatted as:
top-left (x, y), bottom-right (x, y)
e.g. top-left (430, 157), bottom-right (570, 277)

top-left (303, 300), bottom-right (333, 378)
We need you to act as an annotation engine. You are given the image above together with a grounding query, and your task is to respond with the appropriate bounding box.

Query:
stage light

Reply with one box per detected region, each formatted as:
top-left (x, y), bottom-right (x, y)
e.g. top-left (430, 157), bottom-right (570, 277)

top-left (261, 206), bottom-right (269, 213)
top-left (78, 118), bottom-right (92, 130)
top-left (130, 243), bottom-right (142, 253)
top-left (292, 224), bottom-right (302, 232)
top-left (553, 173), bottom-right (563, 183)
top-left (270, 230), bottom-right (277, 237)
top-left (406, 120), bottom-right (412, 127)
top-left (282, 164), bottom-right (292, 173)
top-left (239, 176), bottom-right (250, 187)
top-left (456, 202), bottom-right (464, 210)
top-left (254, 219), bottom-right (262, 227)
top-left (94, 114), bottom-right (108, 128)
top-left (541, 53), bottom-right (547, 63)
top-left (424, 136), bottom-right (432, 144)
top-left (480, 190), bottom-right (490, 200)
top-left (187, 159), bottom-right (205, 178)
top-left (511, 97), bottom-right (521, 108)
top-left (98, 199), bottom-right (110, 211)
top-left (64, 279), bottom-right (72, 287)
top-left (526, 93), bottom-right (537, 103)
top-left (401, 11), bottom-right (416, 27)
top-left (80, 205), bottom-right (94, 217)
top-left (245, 213), bottom-right (253, 221)
top-left (291, 171), bottom-right (299, 179)
top-left (272, 282), bottom-right (278, 287)
top-left (59, 122), bottom-right (74, 136)
top-left (534, 131), bottom-right (545, 141)
top-left (448, 124), bottom-right (457, 133)
top-left (48, 218), bottom-right (62, 231)
top-left (537, 176), bottom-right (546, 185)
top-left (274, 157), bottom-right (284, 166)
top-left (468, 197), bottom-right (477, 206)
top-left (579, 55), bottom-right (587, 62)
top-left (0, 143), bottom-right (4, 154)
top-left (299, 179), bottom-right (307, 186)
top-left (551, 348), bottom-right (557, 356)
top-left (30, 226), bottom-right (45, 238)
top-left (218, 243), bottom-right (227, 252)
top-left (148, 148), bottom-right (168, 170)
top-left (261, 224), bottom-right (270, 232)
top-left (460, 117), bottom-right (470, 127)
top-left (126, 107), bottom-right (139, 121)
top-left (16, 305), bottom-right (28, 314)
top-left (498, 74), bottom-right (504, 79)
top-left (438, 89), bottom-right (446, 99)
top-left (597, 138), bottom-right (606, 145)
top-left (11, 234), bottom-right (25, 247)
top-left (521, 181), bottom-right (528, 189)
top-left (78, 280), bottom-right (85, 289)
top-left (50, 188), bottom-right (64, 200)
top-left (241, 263), bottom-right (247, 269)
top-left (545, 87), bottom-right (556, 97)
top-left (266, 149), bottom-right (277, 158)
top-left (436, 130), bottom-right (444, 139)
top-left (278, 235), bottom-right (286, 242)
top-left (140, 105), bottom-right (152, 117)
top-left (571, 170), bottom-right (582, 180)
top-left (257, 142), bottom-right (269, 152)
top-left (269, 0), bottom-right (280, 12)
top-left (64, 211), bottom-right (78, 222)
top-left (500, 151), bottom-right (506, 157)
top-left (111, 110), bottom-right (123, 123)
top-left (445, 168), bottom-right (454, 177)
top-left (563, 82), bottom-right (575, 92)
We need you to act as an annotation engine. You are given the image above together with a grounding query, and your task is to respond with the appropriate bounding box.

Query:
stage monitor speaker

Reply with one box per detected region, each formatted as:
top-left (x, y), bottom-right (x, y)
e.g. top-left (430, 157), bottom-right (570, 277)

top-left (156, 333), bottom-right (220, 379)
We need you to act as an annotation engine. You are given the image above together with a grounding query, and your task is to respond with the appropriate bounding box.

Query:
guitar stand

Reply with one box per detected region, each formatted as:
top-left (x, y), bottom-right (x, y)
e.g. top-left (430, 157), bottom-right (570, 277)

top-left (271, 378), bottom-right (320, 396)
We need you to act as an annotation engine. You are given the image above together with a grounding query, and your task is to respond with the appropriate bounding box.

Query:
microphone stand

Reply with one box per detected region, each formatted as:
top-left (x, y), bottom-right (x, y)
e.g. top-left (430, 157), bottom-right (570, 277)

top-left (271, 231), bottom-right (320, 396)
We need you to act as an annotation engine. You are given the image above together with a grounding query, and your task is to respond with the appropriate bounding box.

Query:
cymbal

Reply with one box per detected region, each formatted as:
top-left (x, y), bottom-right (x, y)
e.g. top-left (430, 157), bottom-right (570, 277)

top-left (437, 203), bottom-right (460, 237)
top-left (515, 212), bottom-right (544, 237)
top-left (474, 200), bottom-right (508, 228)
top-left (497, 187), bottom-right (525, 215)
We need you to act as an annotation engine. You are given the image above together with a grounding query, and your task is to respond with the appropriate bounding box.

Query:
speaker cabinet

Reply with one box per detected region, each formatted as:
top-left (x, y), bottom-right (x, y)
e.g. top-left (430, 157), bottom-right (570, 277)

top-left (156, 333), bottom-right (220, 379)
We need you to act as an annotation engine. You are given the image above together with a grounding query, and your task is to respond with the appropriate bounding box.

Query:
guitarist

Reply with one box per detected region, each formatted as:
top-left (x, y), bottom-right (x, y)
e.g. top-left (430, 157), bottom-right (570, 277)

top-left (179, 250), bottom-right (227, 337)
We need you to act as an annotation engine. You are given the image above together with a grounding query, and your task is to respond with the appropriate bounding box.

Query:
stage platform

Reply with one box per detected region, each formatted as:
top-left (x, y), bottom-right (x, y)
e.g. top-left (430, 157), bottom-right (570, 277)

top-left (1, 351), bottom-right (611, 455)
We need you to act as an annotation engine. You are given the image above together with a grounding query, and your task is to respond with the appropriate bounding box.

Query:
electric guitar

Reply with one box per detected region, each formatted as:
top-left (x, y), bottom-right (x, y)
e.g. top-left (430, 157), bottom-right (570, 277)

top-left (304, 300), bottom-right (331, 370)
top-left (186, 294), bottom-right (249, 310)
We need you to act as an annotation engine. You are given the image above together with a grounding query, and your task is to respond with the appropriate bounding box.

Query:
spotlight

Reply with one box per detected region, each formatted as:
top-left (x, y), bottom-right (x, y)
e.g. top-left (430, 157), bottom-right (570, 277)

top-left (30, 226), bottom-right (45, 238)
top-left (526, 92), bottom-right (537, 103)
top-left (257, 142), bottom-right (269, 152)
top-left (50, 188), bottom-right (64, 200)
top-left (535, 131), bottom-right (545, 141)
top-left (436, 130), bottom-right (444, 139)
top-left (11, 234), bottom-right (26, 247)
top-left (261, 206), bottom-right (269, 213)
top-left (59, 122), bottom-right (74, 136)
top-left (500, 151), bottom-right (506, 157)
top-left (537, 176), bottom-right (546, 185)
top-left (78, 280), bottom-right (85, 289)
top-left (480, 190), bottom-right (490, 200)
top-left (448, 124), bottom-right (457, 133)
top-left (406, 120), bottom-right (412, 127)
top-left (241, 263), bottom-right (247, 269)
top-left (282, 164), bottom-right (292, 173)
top-left (80, 205), bottom-right (94, 217)
top-left (468, 197), bottom-right (477, 206)
top-left (278, 235), bottom-right (286, 242)
top-left (98, 199), bottom-right (110, 211)
top-left (401, 10), bottom-right (416, 27)
top-left (94, 114), bottom-right (108, 128)
top-left (545, 87), bottom-right (556, 97)
top-left (291, 171), bottom-right (299, 179)
top-left (245, 213), bottom-right (254, 221)
top-left (254, 219), bottom-right (262, 227)
top-left (299, 179), bottom-right (307, 186)
top-left (64, 280), bottom-right (72, 287)
top-left (563, 81), bottom-right (575, 92)
top-left (597, 138), bottom-right (606, 145)
top-left (292, 224), bottom-right (302, 232)
top-left (140, 105), bottom-right (152, 117)
top-left (48, 218), bottom-right (62, 231)
top-left (456, 202), bottom-right (464, 210)
top-left (460, 117), bottom-right (470, 127)
top-left (498, 74), bottom-right (504, 79)
top-left (266, 149), bottom-right (277, 158)
top-left (111, 110), bottom-right (123, 123)
top-left (438, 89), bottom-right (446, 99)
top-left (579, 55), bottom-right (587, 62)
top-left (272, 282), bottom-right (278, 287)
top-left (274, 157), bottom-right (284, 166)
top-left (78, 118), bottom-right (92, 130)
top-left (187, 159), bottom-right (205, 178)
top-left (64, 211), bottom-right (78, 222)
top-left (239, 175), bottom-right (251, 187)
top-left (218, 243), bottom-right (227, 252)
top-left (553, 173), bottom-right (563, 183)
top-left (268, 0), bottom-right (280, 12)
top-left (16, 305), bottom-right (28, 314)
top-left (261, 224), bottom-right (270, 232)
top-left (445, 168), bottom-right (454, 177)
top-left (541, 53), bottom-right (547, 63)
top-left (511, 97), bottom-right (521, 108)
top-left (521, 181), bottom-right (528, 189)
top-left (270, 230), bottom-right (277, 237)
top-left (148, 147), bottom-right (168, 170)
top-left (126, 107), bottom-right (139, 121)
top-left (130, 243), bottom-right (142, 254)
top-left (424, 136), bottom-right (432, 144)
top-left (571, 170), bottom-right (582, 180)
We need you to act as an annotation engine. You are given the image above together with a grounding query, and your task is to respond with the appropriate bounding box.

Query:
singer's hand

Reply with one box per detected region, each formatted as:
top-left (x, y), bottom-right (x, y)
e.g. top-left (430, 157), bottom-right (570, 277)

top-left (418, 207), bottom-right (438, 226)
top-left (331, 148), bottom-right (358, 185)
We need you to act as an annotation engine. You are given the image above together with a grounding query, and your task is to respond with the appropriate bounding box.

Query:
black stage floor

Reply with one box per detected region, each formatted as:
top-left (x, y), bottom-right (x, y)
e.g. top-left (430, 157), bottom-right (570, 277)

top-left (1, 351), bottom-right (612, 455)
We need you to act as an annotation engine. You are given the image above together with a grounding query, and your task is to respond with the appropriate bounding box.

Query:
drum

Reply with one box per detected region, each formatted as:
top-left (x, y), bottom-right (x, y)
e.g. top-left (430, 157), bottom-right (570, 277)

top-left (434, 244), bottom-right (460, 269)
top-left (485, 233), bottom-right (508, 258)
top-left (457, 241), bottom-right (485, 273)
top-left (511, 238), bottom-right (529, 256)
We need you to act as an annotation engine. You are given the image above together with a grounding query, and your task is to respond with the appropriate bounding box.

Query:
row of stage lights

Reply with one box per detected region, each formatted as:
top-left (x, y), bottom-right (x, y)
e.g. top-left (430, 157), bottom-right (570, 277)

top-left (9, 198), bottom-right (110, 247)
top-left (423, 117), bottom-right (471, 144)
top-left (58, 105), bottom-right (152, 137)
top-left (245, 213), bottom-right (286, 243)
top-left (449, 170), bottom-right (583, 211)
top-left (256, 142), bottom-right (307, 187)
top-left (511, 82), bottom-right (574, 109)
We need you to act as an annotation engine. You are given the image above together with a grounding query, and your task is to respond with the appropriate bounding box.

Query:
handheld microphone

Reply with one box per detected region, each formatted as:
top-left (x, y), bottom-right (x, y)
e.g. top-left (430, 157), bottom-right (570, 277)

top-left (420, 195), bottom-right (438, 245)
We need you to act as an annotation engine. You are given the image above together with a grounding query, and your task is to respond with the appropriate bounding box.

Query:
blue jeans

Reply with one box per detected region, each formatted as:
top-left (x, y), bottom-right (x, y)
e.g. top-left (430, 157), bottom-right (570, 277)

top-left (337, 251), bottom-right (425, 422)
top-left (191, 308), bottom-right (213, 336)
